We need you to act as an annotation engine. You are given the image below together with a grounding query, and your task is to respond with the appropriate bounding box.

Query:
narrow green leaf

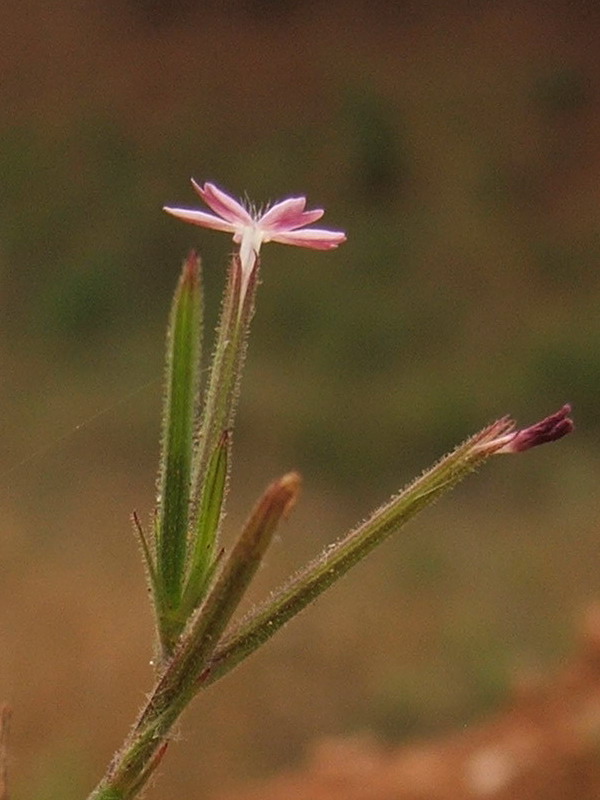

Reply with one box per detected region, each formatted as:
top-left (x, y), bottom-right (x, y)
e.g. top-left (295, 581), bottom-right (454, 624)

top-left (181, 430), bottom-right (230, 615)
top-left (131, 511), bottom-right (161, 605)
top-left (156, 253), bottom-right (203, 612)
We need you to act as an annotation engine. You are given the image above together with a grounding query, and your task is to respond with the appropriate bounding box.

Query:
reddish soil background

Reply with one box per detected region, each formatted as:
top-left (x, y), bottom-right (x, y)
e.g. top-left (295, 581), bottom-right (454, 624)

top-left (215, 608), bottom-right (600, 800)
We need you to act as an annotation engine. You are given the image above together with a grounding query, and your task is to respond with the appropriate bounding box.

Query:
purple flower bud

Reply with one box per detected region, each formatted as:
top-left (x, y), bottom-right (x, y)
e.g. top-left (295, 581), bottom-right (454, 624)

top-left (495, 404), bottom-right (574, 454)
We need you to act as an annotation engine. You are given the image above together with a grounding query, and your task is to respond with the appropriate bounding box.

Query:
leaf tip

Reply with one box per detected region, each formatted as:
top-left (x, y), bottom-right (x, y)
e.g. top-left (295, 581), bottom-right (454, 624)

top-left (276, 471), bottom-right (302, 518)
top-left (181, 250), bottom-right (201, 287)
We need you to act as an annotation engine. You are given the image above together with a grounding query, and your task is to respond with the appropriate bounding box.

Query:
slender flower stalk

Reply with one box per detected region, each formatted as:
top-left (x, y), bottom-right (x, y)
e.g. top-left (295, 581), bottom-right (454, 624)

top-left (164, 180), bottom-right (346, 299)
top-left (201, 407), bottom-right (574, 685)
top-left (198, 416), bottom-right (517, 685)
top-left (188, 254), bottom-right (254, 514)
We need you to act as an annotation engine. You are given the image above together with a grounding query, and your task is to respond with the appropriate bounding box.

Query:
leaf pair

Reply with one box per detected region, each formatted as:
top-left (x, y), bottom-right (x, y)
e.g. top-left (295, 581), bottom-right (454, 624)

top-left (136, 252), bottom-right (256, 658)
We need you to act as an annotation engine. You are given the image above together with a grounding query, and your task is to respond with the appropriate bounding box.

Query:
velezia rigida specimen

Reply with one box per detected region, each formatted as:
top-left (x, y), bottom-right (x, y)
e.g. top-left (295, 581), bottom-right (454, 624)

top-left (85, 181), bottom-right (572, 800)
top-left (151, 182), bottom-right (347, 655)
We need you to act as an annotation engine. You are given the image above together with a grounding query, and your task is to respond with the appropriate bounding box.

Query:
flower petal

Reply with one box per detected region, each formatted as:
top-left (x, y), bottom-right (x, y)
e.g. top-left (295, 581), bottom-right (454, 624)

top-left (163, 206), bottom-right (238, 234)
top-left (258, 197), bottom-right (306, 228)
top-left (259, 199), bottom-right (327, 233)
top-left (192, 180), bottom-right (253, 226)
top-left (269, 228), bottom-right (347, 249)
top-left (289, 209), bottom-right (326, 229)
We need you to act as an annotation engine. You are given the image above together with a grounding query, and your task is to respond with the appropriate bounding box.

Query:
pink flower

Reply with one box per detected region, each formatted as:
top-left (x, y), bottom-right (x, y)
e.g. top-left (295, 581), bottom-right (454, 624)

top-left (476, 404), bottom-right (574, 456)
top-left (164, 181), bottom-right (347, 291)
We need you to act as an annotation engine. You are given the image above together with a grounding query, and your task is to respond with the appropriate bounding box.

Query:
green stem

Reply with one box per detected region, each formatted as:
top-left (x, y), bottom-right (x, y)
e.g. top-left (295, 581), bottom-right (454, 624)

top-left (190, 257), bottom-right (258, 524)
top-left (202, 418), bottom-right (513, 685)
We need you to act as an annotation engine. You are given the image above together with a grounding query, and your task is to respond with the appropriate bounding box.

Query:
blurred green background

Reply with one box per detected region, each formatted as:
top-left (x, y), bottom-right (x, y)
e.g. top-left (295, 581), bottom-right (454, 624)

top-left (0, 0), bottom-right (598, 797)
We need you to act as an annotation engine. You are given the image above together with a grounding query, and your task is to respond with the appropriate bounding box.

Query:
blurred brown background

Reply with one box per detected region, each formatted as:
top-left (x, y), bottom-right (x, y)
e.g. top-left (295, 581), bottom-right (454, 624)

top-left (0, 1), bottom-right (598, 797)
